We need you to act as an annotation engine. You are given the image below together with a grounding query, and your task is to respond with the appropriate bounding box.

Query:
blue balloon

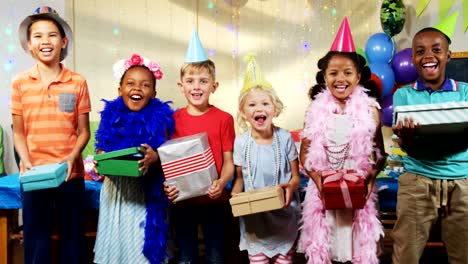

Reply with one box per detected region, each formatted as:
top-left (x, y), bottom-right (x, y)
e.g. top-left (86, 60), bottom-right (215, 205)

top-left (391, 48), bottom-right (419, 84)
top-left (369, 63), bottom-right (395, 98)
top-left (365, 33), bottom-right (396, 64)
top-left (381, 95), bottom-right (393, 127)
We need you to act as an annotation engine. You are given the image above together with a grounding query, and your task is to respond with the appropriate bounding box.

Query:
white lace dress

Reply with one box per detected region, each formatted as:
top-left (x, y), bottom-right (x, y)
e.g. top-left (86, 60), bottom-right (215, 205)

top-left (324, 113), bottom-right (360, 262)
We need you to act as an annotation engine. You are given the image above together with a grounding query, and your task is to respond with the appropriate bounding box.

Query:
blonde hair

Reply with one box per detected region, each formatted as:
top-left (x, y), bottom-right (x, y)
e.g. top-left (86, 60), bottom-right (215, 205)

top-left (180, 60), bottom-right (216, 81)
top-left (236, 85), bottom-right (284, 132)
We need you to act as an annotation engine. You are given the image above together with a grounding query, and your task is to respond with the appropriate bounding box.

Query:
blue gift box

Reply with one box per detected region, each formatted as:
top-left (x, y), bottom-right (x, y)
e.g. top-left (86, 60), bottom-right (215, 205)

top-left (20, 163), bottom-right (68, 192)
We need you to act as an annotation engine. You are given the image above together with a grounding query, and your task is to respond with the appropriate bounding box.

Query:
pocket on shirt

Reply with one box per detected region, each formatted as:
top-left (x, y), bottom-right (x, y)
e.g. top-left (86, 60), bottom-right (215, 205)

top-left (59, 92), bottom-right (76, 113)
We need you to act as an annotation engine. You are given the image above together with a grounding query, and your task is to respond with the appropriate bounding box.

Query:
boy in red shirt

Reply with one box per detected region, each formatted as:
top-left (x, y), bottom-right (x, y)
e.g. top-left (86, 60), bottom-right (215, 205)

top-left (164, 30), bottom-right (235, 264)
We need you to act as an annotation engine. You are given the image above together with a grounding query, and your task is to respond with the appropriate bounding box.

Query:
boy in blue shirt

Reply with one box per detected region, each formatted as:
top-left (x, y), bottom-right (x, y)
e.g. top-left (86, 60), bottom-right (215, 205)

top-left (391, 27), bottom-right (468, 264)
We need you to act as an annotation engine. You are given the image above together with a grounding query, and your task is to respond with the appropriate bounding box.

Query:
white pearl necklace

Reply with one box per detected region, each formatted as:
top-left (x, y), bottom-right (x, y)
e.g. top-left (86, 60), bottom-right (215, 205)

top-left (324, 142), bottom-right (349, 170)
top-left (245, 128), bottom-right (281, 190)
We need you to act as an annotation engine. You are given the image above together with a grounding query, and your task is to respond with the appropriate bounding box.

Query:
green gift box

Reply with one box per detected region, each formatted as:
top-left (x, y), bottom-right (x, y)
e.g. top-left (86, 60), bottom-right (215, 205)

top-left (94, 147), bottom-right (143, 177)
top-left (20, 162), bottom-right (68, 192)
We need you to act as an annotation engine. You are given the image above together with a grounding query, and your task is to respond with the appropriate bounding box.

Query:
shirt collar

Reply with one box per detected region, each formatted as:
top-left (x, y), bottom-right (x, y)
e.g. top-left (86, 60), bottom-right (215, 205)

top-left (412, 78), bottom-right (458, 92)
top-left (28, 63), bottom-right (72, 83)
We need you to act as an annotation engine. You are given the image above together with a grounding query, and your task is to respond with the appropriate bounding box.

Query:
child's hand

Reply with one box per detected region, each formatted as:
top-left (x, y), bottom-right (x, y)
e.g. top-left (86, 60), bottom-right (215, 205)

top-left (62, 154), bottom-right (77, 182)
top-left (207, 179), bottom-right (225, 199)
top-left (163, 181), bottom-right (179, 203)
top-left (22, 161), bottom-right (33, 173)
top-left (392, 118), bottom-right (419, 145)
top-left (279, 183), bottom-right (295, 207)
top-left (365, 174), bottom-right (376, 200)
top-left (306, 170), bottom-right (323, 198)
top-left (138, 144), bottom-right (159, 175)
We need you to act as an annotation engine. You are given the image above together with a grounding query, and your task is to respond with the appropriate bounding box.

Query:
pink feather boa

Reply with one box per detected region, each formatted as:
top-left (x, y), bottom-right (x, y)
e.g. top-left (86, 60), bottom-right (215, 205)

top-left (299, 86), bottom-right (384, 264)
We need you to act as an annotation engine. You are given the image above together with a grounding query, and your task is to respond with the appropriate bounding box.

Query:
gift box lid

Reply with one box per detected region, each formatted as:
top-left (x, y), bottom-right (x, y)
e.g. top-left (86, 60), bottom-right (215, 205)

top-left (20, 162), bottom-right (68, 183)
top-left (394, 101), bottom-right (468, 113)
top-left (158, 132), bottom-right (209, 162)
top-left (323, 179), bottom-right (365, 194)
top-left (230, 186), bottom-right (283, 205)
top-left (94, 147), bottom-right (142, 161)
top-left (394, 101), bottom-right (468, 125)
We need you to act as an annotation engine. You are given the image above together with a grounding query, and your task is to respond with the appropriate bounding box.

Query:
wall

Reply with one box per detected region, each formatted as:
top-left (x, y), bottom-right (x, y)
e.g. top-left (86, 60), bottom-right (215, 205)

top-left (1, 0), bottom-right (467, 171)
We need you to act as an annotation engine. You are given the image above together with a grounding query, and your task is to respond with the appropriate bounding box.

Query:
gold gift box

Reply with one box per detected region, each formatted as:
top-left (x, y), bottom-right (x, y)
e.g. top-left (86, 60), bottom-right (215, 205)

top-left (229, 186), bottom-right (285, 217)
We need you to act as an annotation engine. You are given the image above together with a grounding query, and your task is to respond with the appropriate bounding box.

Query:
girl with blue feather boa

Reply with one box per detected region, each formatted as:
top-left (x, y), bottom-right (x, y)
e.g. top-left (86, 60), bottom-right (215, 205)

top-left (93, 54), bottom-right (174, 264)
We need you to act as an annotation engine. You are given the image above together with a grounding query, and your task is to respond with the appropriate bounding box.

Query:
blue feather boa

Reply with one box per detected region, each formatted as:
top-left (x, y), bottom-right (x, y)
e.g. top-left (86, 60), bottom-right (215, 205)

top-left (95, 96), bottom-right (175, 264)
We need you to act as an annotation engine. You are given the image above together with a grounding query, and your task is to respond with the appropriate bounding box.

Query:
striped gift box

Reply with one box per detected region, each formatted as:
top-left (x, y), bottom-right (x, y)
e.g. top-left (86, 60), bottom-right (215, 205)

top-left (394, 101), bottom-right (468, 134)
top-left (158, 132), bottom-right (218, 202)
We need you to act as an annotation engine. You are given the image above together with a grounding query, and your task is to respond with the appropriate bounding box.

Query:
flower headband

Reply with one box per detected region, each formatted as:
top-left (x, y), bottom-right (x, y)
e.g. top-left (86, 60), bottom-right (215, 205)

top-left (112, 54), bottom-right (163, 80)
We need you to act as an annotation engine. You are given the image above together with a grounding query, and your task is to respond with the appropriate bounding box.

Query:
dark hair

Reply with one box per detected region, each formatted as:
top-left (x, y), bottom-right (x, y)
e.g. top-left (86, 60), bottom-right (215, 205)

top-left (120, 65), bottom-right (156, 90)
top-left (27, 16), bottom-right (66, 41)
top-left (307, 51), bottom-right (381, 103)
top-left (414, 27), bottom-right (451, 45)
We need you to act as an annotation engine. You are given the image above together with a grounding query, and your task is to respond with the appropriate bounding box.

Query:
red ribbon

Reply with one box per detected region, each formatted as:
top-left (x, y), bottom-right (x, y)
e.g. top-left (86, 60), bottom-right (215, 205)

top-left (322, 169), bottom-right (361, 208)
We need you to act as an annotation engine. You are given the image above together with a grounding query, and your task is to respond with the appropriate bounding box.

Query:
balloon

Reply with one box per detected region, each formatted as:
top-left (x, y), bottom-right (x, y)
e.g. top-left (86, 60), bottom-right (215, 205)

top-left (381, 95), bottom-right (393, 127)
top-left (369, 63), bottom-right (395, 98)
top-left (356, 47), bottom-right (368, 66)
top-left (370, 73), bottom-right (383, 93)
top-left (365, 33), bottom-right (396, 64)
top-left (380, 0), bottom-right (406, 37)
top-left (391, 48), bottom-right (419, 84)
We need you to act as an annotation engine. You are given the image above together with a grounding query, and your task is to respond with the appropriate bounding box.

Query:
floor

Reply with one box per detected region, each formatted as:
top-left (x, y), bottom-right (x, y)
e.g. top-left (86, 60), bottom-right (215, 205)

top-left (9, 239), bottom-right (449, 264)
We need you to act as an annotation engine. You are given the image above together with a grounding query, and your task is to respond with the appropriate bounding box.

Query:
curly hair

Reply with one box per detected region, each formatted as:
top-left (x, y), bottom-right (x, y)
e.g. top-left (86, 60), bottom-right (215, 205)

top-left (308, 51), bottom-right (381, 103)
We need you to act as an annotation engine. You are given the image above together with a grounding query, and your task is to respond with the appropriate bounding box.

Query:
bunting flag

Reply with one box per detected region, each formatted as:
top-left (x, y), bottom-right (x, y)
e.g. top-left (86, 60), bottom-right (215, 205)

top-left (439, 0), bottom-right (456, 20)
top-left (463, 0), bottom-right (468, 32)
top-left (416, 0), bottom-right (431, 17)
top-left (416, 0), bottom-right (468, 33)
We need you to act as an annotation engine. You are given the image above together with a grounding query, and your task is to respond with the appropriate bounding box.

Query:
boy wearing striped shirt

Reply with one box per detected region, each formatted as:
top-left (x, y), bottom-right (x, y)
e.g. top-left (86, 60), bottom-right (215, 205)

top-left (11, 6), bottom-right (90, 264)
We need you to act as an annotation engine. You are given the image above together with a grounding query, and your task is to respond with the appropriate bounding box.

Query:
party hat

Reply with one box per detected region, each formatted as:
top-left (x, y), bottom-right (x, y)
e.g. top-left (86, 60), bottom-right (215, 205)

top-left (19, 6), bottom-right (73, 61)
top-left (433, 11), bottom-right (459, 42)
top-left (241, 53), bottom-right (272, 93)
top-left (330, 17), bottom-right (356, 52)
top-left (185, 29), bottom-right (208, 63)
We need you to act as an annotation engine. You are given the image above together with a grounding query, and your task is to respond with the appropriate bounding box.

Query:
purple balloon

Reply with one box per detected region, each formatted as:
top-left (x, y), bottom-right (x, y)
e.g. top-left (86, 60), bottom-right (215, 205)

top-left (381, 95), bottom-right (393, 127)
top-left (391, 48), bottom-right (419, 84)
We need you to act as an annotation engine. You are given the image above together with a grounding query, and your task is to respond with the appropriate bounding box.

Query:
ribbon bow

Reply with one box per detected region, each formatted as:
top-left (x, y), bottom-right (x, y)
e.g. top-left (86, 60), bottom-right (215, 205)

top-left (322, 169), bottom-right (362, 208)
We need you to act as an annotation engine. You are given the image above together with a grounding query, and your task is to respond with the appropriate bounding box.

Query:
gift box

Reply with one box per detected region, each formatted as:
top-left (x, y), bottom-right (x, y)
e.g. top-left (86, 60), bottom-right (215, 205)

top-left (158, 133), bottom-right (218, 202)
top-left (94, 147), bottom-right (143, 177)
top-left (322, 170), bottom-right (366, 210)
top-left (229, 186), bottom-right (285, 217)
top-left (20, 162), bottom-right (68, 192)
top-left (393, 101), bottom-right (468, 134)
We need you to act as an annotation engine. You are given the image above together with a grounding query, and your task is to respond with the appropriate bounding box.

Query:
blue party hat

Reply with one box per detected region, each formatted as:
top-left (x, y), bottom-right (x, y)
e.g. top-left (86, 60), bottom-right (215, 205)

top-left (185, 29), bottom-right (209, 63)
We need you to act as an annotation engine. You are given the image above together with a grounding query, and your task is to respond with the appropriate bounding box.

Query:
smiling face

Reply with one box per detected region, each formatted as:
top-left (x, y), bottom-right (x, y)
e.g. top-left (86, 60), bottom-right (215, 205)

top-left (27, 20), bottom-right (67, 65)
top-left (119, 66), bottom-right (156, 111)
top-left (324, 55), bottom-right (360, 108)
top-left (178, 67), bottom-right (218, 114)
top-left (240, 88), bottom-right (277, 133)
top-left (412, 30), bottom-right (450, 90)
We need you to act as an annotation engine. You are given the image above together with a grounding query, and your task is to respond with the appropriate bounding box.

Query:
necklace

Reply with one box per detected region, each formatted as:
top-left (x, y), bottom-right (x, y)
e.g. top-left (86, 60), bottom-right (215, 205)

top-left (324, 142), bottom-right (349, 170)
top-left (245, 128), bottom-right (281, 190)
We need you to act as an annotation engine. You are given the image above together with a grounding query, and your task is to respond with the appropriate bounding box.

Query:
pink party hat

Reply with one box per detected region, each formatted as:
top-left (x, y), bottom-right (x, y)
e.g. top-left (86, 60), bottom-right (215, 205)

top-left (330, 17), bottom-right (356, 52)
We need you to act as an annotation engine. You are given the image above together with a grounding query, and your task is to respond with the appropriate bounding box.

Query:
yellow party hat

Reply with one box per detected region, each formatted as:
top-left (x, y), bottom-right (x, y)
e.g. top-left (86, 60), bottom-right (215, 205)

top-left (241, 53), bottom-right (272, 93)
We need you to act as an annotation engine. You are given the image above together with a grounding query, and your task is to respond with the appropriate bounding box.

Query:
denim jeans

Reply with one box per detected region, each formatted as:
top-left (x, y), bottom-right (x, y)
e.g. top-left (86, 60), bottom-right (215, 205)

top-left (22, 178), bottom-right (85, 264)
top-left (172, 203), bottom-right (230, 264)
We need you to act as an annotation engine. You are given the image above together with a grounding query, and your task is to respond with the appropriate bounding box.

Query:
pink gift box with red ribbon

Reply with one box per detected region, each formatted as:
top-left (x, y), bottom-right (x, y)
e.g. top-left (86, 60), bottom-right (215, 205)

top-left (322, 169), bottom-right (366, 210)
